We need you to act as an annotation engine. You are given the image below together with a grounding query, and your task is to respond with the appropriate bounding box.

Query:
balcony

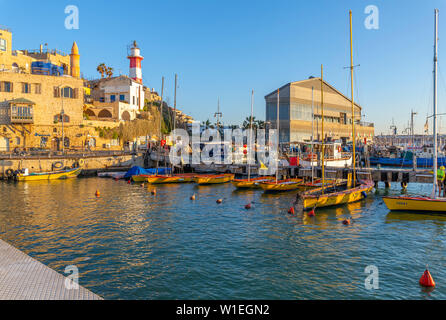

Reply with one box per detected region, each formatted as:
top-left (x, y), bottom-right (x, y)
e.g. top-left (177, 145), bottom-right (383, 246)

top-left (9, 98), bottom-right (35, 124)
top-left (10, 114), bottom-right (34, 124)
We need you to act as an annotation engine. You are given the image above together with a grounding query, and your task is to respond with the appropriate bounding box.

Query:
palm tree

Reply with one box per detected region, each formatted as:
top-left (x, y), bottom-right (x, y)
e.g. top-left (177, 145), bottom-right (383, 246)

top-left (242, 116), bottom-right (258, 130)
top-left (105, 66), bottom-right (114, 78)
top-left (97, 63), bottom-right (106, 78)
top-left (256, 120), bottom-right (265, 129)
top-left (202, 119), bottom-right (212, 129)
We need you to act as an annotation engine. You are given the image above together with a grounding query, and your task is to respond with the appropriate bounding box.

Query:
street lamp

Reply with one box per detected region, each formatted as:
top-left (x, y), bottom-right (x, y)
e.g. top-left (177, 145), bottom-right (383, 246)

top-left (56, 85), bottom-right (65, 154)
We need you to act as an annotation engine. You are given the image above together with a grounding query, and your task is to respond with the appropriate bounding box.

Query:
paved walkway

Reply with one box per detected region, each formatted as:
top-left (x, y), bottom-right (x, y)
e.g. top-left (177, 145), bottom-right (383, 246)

top-left (0, 239), bottom-right (102, 300)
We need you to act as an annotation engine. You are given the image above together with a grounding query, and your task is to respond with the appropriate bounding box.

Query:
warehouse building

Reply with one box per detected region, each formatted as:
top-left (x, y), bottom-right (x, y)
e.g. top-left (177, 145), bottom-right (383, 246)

top-left (265, 77), bottom-right (374, 144)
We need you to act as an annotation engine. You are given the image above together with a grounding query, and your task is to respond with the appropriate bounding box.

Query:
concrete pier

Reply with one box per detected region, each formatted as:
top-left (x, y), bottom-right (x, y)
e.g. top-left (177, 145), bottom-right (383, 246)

top-left (0, 239), bottom-right (102, 300)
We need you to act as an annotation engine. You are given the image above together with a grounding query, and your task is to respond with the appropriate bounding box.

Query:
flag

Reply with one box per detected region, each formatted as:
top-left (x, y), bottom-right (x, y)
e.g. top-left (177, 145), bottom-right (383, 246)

top-left (425, 119), bottom-right (429, 133)
top-left (260, 161), bottom-right (268, 170)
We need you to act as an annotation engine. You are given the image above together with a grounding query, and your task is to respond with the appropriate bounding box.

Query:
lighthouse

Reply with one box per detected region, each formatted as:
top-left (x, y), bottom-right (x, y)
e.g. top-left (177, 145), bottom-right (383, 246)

top-left (128, 41), bottom-right (144, 84)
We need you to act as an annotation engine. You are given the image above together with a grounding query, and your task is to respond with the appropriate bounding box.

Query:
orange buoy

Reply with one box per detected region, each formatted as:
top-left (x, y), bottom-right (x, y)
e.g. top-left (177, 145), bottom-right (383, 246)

top-left (419, 269), bottom-right (436, 288)
top-left (342, 219), bottom-right (351, 225)
top-left (190, 194), bottom-right (196, 200)
top-left (216, 199), bottom-right (223, 204)
top-left (308, 210), bottom-right (315, 217)
top-left (245, 203), bottom-right (252, 210)
top-left (95, 190), bottom-right (100, 197)
top-left (141, 183), bottom-right (145, 188)
top-left (151, 189), bottom-right (157, 195)
top-left (288, 207), bottom-right (295, 215)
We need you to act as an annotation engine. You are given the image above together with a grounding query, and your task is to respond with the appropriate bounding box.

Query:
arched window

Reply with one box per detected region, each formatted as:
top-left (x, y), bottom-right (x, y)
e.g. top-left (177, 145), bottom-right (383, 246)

top-left (12, 63), bottom-right (19, 72)
top-left (84, 109), bottom-right (96, 118)
top-left (54, 114), bottom-right (70, 123)
top-left (98, 109), bottom-right (112, 118)
top-left (61, 87), bottom-right (74, 98)
top-left (121, 111), bottom-right (131, 121)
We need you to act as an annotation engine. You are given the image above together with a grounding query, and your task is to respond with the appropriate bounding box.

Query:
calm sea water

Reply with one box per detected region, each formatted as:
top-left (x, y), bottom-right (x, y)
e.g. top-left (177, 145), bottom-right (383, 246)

top-left (1, 177), bottom-right (446, 300)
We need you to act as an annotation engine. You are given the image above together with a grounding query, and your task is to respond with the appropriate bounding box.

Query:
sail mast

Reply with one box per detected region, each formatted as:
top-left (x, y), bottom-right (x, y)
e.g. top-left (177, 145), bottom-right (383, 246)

top-left (349, 10), bottom-right (356, 187)
top-left (311, 86), bottom-right (314, 184)
top-left (248, 89), bottom-right (254, 181)
top-left (276, 89), bottom-right (280, 183)
top-left (321, 65), bottom-right (325, 193)
top-left (433, 9), bottom-right (439, 198)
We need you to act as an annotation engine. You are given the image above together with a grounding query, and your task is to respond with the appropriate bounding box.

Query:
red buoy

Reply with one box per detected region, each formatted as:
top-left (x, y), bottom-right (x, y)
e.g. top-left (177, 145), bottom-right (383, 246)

top-left (342, 219), bottom-right (351, 225)
top-left (216, 199), bottom-right (223, 204)
top-left (245, 203), bottom-right (252, 210)
top-left (288, 207), bottom-right (295, 215)
top-left (419, 269), bottom-right (436, 288)
top-left (127, 180), bottom-right (131, 184)
top-left (308, 210), bottom-right (315, 217)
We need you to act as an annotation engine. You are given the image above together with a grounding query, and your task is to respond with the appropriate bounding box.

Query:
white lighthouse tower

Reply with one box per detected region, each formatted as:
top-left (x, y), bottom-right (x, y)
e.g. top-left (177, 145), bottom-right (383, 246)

top-left (128, 40), bottom-right (144, 84)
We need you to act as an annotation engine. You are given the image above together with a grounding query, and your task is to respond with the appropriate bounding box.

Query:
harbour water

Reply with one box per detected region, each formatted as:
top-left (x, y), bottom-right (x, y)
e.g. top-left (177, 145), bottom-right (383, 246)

top-left (1, 178), bottom-right (446, 300)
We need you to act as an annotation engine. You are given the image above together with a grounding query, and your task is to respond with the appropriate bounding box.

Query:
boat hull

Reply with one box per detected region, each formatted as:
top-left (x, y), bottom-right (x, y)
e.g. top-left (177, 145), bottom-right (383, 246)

top-left (383, 196), bottom-right (446, 212)
top-left (16, 168), bottom-right (82, 182)
top-left (195, 174), bottom-right (234, 185)
top-left (232, 177), bottom-right (274, 189)
top-left (259, 179), bottom-right (303, 192)
top-left (301, 181), bottom-right (374, 210)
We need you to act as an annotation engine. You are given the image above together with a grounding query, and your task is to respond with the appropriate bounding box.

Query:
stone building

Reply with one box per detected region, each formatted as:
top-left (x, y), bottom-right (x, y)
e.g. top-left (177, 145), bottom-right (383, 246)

top-left (265, 77), bottom-right (375, 144)
top-left (0, 26), bottom-right (117, 152)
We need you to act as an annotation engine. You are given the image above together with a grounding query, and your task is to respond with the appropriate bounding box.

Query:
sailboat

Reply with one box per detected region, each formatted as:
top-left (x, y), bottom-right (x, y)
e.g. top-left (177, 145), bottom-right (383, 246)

top-left (232, 90), bottom-right (275, 189)
top-left (383, 9), bottom-right (446, 212)
top-left (258, 88), bottom-right (303, 192)
top-left (297, 11), bottom-right (374, 210)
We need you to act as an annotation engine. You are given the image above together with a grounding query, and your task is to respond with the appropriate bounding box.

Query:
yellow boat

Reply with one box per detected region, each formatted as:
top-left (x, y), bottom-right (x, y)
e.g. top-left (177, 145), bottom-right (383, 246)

top-left (132, 173), bottom-right (196, 184)
top-left (232, 176), bottom-right (275, 189)
top-left (383, 196), bottom-right (446, 212)
top-left (259, 179), bottom-right (304, 192)
top-left (298, 180), bottom-right (374, 210)
top-left (194, 174), bottom-right (234, 185)
top-left (16, 167), bottom-right (82, 182)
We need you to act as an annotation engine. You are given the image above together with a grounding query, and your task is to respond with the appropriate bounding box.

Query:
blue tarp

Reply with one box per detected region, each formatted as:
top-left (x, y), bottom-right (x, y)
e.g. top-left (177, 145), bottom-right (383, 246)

top-left (124, 166), bottom-right (171, 179)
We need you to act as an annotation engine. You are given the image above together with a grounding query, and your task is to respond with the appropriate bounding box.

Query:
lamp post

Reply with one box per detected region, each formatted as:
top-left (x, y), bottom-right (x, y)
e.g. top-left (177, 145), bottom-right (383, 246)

top-left (56, 85), bottom-right (65, 154)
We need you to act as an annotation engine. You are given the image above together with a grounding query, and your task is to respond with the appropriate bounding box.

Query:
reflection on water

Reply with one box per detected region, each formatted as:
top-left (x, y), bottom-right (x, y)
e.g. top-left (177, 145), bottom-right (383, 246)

top-left (0, 178), bottom-right (446, 300)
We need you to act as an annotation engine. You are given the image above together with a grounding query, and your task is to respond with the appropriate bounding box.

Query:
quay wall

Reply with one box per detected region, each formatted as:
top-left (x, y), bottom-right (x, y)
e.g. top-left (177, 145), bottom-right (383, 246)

top-left (0, 153), bottom-right (144, 178)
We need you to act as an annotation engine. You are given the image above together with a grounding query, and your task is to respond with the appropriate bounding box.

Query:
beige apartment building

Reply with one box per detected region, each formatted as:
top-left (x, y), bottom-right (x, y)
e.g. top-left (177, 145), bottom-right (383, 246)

top-left (265, 77), bottom-right (374, 144)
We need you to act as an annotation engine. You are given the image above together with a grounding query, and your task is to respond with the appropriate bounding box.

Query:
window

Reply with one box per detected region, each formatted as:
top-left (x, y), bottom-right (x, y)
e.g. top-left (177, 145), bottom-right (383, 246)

top-left (11, 105), bottom-right (33, 121)
top-left (0, 38), bottom-right (6, 51)
top-left (110, 95), bottom-right (116, 102)
top-left (22, 83), bottom-right (31, 94)
top-left (61, 87), bottom-right (73, 98)
top-left (34, 83), bottom-right (41, 94)
top-left (16, 137), bottom-right (20, 145)
top-left (99, 97), bottom-right (105, 103)
top-left (0, 81), bottom-right (12, 92)
top-left (119, 94), bottom-right (125, 101)
top-left (133, 96), bottom-right (136, 105)
top-left (54, 114), bottom-right (70, 123)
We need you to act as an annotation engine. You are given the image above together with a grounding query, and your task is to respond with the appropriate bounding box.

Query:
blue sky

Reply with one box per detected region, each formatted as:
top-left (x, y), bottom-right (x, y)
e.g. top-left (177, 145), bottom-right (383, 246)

top-left (1, 0), bottom-right (446, 134)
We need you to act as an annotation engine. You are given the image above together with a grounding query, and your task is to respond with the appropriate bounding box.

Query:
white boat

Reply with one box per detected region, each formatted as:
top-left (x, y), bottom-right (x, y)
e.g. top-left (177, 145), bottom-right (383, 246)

top-left (300, 142), bottom-right (352, 168)
top-left (98, 172), bottom-right (126, 179)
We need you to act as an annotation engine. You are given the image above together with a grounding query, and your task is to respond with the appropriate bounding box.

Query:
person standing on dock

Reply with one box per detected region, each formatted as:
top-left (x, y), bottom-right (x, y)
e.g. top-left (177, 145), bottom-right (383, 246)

top-left (437, 166), bottom-right (446, 197)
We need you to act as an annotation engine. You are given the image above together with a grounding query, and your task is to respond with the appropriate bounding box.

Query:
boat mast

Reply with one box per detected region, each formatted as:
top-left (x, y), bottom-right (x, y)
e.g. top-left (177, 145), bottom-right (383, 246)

top-left (311, 86), bottom-right (314, 184)
top-left (321, 65), bottom-right (325, 193)
top-left (157, 76), bottom-right (165, 175)
top-left (349, 10), bottom-right (356, 187)
top-left (171, 74), bottom-right (178, 176)
top-left (276, 88), bottom-right (280, 183)
top-left (433, 9), bottom-right (439, 198)
top-left (248, 89), bottom-right (254, 181)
